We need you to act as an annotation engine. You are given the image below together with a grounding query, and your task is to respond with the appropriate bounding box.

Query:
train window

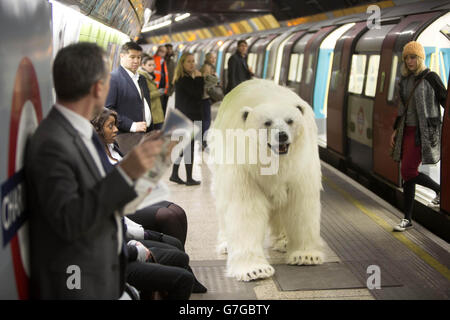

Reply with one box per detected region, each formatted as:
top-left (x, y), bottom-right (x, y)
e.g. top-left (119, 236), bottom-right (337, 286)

top-left (365, 55), bottom-right (380, 97)
top-left (348, 54), bottom-right (366, 94)
top-left (288, 54), bottom-right (298, 81)
top-left (387, 55), bottom-right (399, 101)
top-left (295, 54), bottom-right (304, 83)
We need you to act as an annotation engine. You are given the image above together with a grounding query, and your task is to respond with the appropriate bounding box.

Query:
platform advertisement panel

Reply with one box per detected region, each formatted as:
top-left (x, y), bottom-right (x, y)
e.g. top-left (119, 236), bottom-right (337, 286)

top-left (0, 0), bottom-right (53, 299)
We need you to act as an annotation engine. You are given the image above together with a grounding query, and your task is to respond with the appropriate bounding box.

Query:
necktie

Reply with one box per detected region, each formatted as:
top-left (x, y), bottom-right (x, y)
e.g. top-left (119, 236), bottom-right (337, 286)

top-left (91, 131), bottom-right (114, 174)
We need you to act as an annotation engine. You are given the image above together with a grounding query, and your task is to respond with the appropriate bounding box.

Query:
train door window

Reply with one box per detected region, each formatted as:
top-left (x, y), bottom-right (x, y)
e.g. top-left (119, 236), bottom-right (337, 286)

top-left (348, 54), bottom-right (366, 94)
top-left (288, 54), bottom-right (299, 81)
top-left (387, 55), bottom-right (399, 101)
top-left (295, 54), bottom-right (304, 82)
top-left (248, 53), bottom-right (258, 73)
top-left (365, 55), bottom-right (380, 97)
top-left (305, 54), bottom-right (314, 84)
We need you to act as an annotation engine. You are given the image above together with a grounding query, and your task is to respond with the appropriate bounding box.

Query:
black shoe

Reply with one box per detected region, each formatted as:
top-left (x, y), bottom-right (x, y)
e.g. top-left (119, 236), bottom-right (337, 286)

top-left (192, 279), bottom-right (207, 293)
top-left (186, 179), bottom-right (201, 186)
top-left (169, 175), bottom-right (185, 184)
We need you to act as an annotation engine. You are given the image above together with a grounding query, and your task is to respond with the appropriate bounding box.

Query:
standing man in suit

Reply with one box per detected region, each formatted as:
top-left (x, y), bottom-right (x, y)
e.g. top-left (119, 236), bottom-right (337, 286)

top-left (226, 40), bottom-right (254, 93)
top-left (106, 42), bottom-right (153, 135)
top-left (25, 42), bottom-right (163, 299)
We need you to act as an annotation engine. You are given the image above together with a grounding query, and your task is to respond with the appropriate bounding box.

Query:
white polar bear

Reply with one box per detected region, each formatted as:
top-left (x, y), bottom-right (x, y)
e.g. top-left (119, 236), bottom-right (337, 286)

top-left (211, 79), bottom-right (324, 282)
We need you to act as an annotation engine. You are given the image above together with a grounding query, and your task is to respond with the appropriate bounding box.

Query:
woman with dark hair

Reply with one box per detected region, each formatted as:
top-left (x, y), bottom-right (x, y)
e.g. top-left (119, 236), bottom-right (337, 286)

top-left (139, 55), bottom-right (165, 129)
top-left (92, 108), bottom-right (207, 294)
top-left (91, 108), bottom-right (188, 244)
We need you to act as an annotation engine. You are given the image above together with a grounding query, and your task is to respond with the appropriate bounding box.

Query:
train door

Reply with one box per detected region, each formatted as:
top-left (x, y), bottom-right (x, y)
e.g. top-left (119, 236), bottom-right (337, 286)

top-left (327, 22), bottom-right (367, 156)
top-left (441, 79), bottom-right (450, 214)
top-left (216, 39), bottom-right (234, 84)
top-left (286, 33), bottom-right (313, 93)
top-left (263, 32), bottom-right (293, 80)
top-left (273, 33), bottom-right (298, 84)
top-left (252, 34), bottom-right (278, 78)
top-left (373, 11), bottom-right (445, 186)
top-left (346, 24), bottom-right (396, 173)
top-left (298, 26), bottom-right (337, 106)
top-left (278, 30), bottom-right (308, 86)
top-left (313, 23), bottom-right (355, 146)
top-left (413, 12), bottom-right (450, 203)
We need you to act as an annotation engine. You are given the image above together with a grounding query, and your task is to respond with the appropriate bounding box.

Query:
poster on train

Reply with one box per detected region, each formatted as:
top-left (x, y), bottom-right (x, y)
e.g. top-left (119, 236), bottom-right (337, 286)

top-left (0, 0), bottom-right (53, 299)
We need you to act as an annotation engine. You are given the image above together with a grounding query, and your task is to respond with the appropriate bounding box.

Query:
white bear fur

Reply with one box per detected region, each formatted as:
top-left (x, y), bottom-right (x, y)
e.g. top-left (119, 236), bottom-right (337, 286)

top-left (211, 79), bottom-right (324, 282)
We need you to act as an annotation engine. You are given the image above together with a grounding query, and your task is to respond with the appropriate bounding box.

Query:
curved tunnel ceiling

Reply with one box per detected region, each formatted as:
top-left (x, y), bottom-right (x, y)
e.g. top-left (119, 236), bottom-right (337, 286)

top-left (141, 0), bottom-right (381, 39)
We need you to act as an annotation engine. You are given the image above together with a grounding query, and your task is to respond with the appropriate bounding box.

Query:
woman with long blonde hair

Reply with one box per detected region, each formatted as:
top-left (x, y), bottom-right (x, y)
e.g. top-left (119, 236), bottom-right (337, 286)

top-left (170, 52), bottom-right (205, 186)
top-left (390, 41), bottom-right (447, 231)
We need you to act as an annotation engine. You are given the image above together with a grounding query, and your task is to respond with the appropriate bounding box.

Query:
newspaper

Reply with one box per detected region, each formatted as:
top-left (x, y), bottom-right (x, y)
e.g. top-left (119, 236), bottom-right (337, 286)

top-left (123, 108), bottom-right (198, 215)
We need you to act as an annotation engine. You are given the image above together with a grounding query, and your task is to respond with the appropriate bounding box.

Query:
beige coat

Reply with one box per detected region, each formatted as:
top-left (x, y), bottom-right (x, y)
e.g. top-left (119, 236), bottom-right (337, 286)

top-left (138, 68), bottom-right (165, 124)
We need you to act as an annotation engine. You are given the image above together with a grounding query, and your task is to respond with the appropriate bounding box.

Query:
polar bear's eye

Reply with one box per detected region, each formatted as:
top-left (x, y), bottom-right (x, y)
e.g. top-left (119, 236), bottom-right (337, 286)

top-left (264, 120), bottom-right (272, 127)
top-left (286, 119), bottom-right (293, 125)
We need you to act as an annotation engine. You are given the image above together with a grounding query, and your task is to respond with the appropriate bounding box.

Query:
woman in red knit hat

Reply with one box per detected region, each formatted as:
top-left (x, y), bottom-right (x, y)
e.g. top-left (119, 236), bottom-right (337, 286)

top-left (390, 41), bottom-right (447, 231)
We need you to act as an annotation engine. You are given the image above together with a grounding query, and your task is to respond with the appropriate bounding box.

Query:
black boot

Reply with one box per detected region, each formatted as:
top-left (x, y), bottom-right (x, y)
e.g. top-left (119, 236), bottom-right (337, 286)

top-left (185, 163), bottom-right (200, 186)
top-left (169, 164), bottom-right (185, 184)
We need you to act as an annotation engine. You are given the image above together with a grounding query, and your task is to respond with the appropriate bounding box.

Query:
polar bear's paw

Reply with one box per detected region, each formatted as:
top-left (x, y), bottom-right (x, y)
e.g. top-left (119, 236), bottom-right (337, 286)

top-left (216, 241), bottom-right (228, 255)
top-left (227, 263), bottom-right (275, 282)
top-left (272, 235), bottom-right (287, 253)
top-left (287, 250), bottom-right (324, 265)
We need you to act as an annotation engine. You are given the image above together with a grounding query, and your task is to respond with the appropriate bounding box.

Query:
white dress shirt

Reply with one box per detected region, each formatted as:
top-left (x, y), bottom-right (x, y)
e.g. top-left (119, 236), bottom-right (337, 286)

top-left (122, 65), bottom-right (152, 131)
top-left (55, 104), bottom-right (130, 254)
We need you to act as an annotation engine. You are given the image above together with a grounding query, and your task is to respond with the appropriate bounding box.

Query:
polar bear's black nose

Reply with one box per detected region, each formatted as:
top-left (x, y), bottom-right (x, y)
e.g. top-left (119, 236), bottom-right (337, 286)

top-left (278, 132), bottom-right (289, 143)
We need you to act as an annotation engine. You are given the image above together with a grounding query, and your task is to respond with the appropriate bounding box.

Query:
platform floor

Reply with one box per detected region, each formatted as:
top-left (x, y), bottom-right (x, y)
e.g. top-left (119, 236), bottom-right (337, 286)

top-left (161, 100), bottom-right (450, 300)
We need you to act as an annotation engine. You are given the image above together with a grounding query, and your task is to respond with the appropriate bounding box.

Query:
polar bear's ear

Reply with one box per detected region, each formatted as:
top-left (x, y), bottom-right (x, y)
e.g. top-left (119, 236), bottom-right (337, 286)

top-left (241, 106), bottom-right (252, 122)
top-left (296, 105), bottom-right (304, 115)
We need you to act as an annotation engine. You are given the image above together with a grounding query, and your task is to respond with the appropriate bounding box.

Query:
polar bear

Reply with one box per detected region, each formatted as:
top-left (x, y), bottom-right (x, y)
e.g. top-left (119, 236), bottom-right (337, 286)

top-left (211, 79), bottom-right (324, 282)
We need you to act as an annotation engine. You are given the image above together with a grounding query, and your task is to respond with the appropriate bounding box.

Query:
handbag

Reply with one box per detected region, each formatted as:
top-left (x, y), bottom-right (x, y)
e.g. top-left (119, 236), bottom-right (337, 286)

top-left (207, 85), bottom-right (224, 102)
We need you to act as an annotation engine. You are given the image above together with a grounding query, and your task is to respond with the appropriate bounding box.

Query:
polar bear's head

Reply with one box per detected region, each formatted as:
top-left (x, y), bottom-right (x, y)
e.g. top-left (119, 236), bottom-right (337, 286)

top-left (239, 102), bottom-right (309, 156)
top-left (212, 79), bottom-right (317, 168)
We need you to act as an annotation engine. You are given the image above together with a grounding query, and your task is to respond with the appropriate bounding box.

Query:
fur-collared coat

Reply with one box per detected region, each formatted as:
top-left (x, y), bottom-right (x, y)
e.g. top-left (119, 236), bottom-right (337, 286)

top-left (392, 69), bottom-right (446, 164)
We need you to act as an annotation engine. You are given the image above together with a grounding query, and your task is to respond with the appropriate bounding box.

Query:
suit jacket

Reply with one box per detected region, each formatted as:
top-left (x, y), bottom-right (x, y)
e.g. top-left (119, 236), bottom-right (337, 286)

top-left (105, 66), bottom-right (152, 133)
top-left (25, 107), bottom-right (137, 299)
top-left (226, 52), bottom-right (252, 93)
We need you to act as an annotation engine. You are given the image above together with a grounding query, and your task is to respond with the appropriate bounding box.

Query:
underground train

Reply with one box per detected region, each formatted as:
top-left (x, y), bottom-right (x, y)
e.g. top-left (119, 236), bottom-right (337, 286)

top-left (144, 0), bottom-right (450, 221)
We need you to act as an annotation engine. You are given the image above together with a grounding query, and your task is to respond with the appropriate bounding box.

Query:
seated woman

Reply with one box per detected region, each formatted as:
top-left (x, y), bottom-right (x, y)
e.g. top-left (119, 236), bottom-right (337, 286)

top-left (92, 108), bottom-right (188, 245)
top-left (92, 108), bottom-right (206, 294)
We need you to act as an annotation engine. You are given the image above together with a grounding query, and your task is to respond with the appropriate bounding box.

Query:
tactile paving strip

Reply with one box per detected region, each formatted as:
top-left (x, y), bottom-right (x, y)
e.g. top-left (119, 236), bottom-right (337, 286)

top-left (190, 260), bottom-right (258, 300)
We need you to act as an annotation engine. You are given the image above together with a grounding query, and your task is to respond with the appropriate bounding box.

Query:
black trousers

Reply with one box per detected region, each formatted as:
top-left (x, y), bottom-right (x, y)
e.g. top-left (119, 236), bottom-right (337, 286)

top-left (126, 239), bottom-right (193, 300)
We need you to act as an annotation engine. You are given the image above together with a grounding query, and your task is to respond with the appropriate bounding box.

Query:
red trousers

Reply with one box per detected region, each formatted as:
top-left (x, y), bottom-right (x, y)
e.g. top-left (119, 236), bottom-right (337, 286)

top-left (401, 126), bottom-right (421, 182)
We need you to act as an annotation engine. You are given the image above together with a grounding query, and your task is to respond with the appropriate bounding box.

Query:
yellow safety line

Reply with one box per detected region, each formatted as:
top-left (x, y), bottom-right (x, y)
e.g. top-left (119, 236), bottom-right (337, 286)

top-left (323, 175), bottom-right (450, 282)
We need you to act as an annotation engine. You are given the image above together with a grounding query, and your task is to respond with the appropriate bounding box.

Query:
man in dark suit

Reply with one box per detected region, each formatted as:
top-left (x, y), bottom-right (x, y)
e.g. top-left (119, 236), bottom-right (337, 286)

top-left (106, 42), bottom-right (153, 134)
top-left (226, 40), bottom-right (254, 93)
top-left (25, 43), bottom-right (163, 299)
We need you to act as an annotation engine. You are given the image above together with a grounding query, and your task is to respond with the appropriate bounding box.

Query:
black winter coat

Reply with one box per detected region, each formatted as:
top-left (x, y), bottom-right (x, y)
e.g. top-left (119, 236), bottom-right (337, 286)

top-left (174, 75), bottom-right (204, 121)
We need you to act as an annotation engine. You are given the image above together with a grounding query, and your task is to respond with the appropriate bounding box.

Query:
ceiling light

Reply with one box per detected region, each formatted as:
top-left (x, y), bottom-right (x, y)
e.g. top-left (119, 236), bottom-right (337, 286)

top-left (175, 13), bottom-right (190, 22)
top-left (141, 19), bottom-right (172, 33)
